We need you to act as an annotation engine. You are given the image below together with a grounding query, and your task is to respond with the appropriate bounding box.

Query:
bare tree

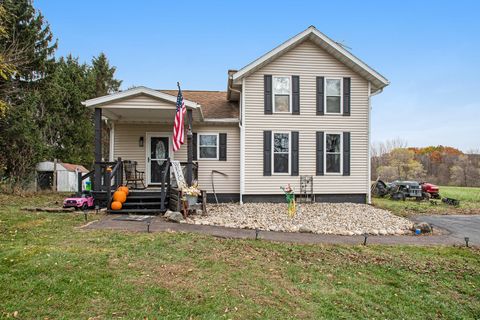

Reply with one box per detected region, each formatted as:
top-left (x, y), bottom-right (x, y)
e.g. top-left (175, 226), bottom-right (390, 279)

top-left (450, 155), bottom-right (480, 187)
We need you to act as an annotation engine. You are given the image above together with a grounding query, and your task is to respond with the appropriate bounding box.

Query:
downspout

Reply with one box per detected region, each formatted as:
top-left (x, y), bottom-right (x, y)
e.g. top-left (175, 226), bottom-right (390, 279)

top-left (228, 80), bottom-right (244, 204)
top-left (367, 83), bottom-right (383, 204)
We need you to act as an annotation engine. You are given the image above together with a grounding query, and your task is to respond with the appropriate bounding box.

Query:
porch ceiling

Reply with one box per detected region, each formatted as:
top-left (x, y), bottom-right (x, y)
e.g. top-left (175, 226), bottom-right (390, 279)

top-left (101, 106), bottom-right (203, 123)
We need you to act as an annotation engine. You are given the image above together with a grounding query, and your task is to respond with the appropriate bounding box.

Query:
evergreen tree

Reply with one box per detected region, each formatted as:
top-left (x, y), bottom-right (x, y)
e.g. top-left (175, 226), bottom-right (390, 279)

top-left (40, 55), bottom-right (96, 165)
top-left (0, 0), bottom-right (57, 85)
top-left (90, 52), bottom-right (122, 160)
top-left (0, 0), bottom-right (57, 186)
top-left (0, 1), bottom-right (123, 189)
top-left (91, 52), bottom-right (122, 96)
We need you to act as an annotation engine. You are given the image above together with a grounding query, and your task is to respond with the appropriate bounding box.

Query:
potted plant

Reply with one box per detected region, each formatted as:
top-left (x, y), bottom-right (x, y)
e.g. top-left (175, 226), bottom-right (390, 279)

top-left (182, 182), bottom-right (201, 206)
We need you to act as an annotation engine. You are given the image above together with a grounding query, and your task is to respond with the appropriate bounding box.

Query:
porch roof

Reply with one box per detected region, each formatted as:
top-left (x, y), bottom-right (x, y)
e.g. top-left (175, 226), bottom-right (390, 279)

top-left (82, 86), bottom-right (239, 122)
top-left (82, 86), bottom-right (203, 122)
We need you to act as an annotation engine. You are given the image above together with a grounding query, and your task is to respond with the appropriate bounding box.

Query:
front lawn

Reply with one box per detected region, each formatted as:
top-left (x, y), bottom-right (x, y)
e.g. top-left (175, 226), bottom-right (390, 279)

top-left (373, 186), bottom-right (480, 217)
top-left (1, 193), bottom-right (479, 319)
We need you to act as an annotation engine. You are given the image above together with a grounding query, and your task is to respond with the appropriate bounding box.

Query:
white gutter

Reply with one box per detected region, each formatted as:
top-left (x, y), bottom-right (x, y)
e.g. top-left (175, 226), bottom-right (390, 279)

top-left (229, 80), bottom-right (244, 204)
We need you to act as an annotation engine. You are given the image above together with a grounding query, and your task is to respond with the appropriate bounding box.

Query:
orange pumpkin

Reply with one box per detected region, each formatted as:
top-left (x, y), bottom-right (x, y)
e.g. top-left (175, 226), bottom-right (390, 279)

top-left (117, 186), bottom-right (129, 196)
top-left (111, 201), bottom-right (122, 210)
top-left (113, 190), bottom-right (127, 203)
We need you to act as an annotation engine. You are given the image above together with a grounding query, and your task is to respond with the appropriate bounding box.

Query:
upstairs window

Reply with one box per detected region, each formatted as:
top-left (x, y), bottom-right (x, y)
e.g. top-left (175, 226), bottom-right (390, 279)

top-left (325, 133), bottom-right (342, 173)
top-left (198, 133), bottom-right (218, 159)
top-left (273, 76), bottom-right (291, 113)
top-left (325, 78), bottom-right (342, 114)
top-left (273, 132), bottom-right (290, 174)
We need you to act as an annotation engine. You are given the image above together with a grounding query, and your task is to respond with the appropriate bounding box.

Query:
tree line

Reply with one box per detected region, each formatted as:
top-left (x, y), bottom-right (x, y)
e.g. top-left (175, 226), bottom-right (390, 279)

top-left (371, 139), bottom-right (480, 187)
top-left (0, 0), bottom-right (122, 191)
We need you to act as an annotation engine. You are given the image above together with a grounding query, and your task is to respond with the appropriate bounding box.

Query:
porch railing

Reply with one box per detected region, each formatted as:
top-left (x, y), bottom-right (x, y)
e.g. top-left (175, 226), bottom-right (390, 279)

top-left (160, 158), bottom-right (171, 212)
top-left (77, 170), bottom-right (95, 196)
top-left (105, 158), bottom-right (123, 209)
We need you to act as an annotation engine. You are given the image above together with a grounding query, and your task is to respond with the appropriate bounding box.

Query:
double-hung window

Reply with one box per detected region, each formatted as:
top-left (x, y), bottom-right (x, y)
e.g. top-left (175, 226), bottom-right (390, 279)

top-left (273, 76), bottom-right (291, 113)
top-left (325, 133), bottom-right (342, 173)
top-left (273, 132), bottom-right (290, 174)
top-left (198, 133), bottom-right (218, 160)
top-left (325, 78), bottom-right (342, 114)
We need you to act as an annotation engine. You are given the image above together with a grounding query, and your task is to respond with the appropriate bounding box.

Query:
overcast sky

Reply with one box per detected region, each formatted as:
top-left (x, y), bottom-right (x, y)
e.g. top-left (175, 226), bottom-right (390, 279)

top-left (36, 0), bottom-right (480, 152)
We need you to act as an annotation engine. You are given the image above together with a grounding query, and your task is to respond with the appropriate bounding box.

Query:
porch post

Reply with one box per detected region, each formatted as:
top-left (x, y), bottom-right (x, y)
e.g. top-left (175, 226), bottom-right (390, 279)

top-left (94, 108), bottom-right (102, 191)
top-left (186, 108), bottom-right (193, 186)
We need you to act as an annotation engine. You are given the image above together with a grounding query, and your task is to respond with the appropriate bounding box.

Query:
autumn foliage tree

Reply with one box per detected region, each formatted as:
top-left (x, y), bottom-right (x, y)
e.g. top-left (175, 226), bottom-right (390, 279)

top-left (372, 141), bottom-right (480, 187)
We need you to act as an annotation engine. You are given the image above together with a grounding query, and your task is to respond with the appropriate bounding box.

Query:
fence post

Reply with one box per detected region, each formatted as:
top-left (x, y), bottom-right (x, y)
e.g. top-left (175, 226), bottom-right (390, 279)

top-left (106, 171), bottom-right (112, 209)
top-left (118, 157), bottom-right (123, 186)
top-left (77, 172), bottom-right (82, 196)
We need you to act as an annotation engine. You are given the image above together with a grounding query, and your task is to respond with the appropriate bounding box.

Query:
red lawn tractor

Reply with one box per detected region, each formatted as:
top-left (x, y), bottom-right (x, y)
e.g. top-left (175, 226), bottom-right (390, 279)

top-left (420, 182), bottom-right (441, 199)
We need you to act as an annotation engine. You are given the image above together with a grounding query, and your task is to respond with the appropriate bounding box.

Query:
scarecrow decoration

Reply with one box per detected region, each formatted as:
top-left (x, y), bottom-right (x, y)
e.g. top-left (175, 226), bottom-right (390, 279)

top-left (280, 184), bottom-right (296, 218)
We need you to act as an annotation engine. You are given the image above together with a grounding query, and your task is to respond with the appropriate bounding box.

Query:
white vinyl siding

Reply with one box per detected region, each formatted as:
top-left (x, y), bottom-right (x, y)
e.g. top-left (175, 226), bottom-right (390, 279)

top-left (114, 123), bottom-right (239, 194)
top-left (243, 40), bottom-right (369, 195)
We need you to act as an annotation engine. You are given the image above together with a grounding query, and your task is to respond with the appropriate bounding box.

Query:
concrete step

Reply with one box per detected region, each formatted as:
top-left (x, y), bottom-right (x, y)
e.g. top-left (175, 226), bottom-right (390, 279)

top-left (107, 208), bottom-right (166, 214)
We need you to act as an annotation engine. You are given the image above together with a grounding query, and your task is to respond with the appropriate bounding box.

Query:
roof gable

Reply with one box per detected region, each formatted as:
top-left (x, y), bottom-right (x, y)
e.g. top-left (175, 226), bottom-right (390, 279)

top-left (231, 26), bottom-right (389, 93)
top-left (82, 86), bottom-right (200, 109)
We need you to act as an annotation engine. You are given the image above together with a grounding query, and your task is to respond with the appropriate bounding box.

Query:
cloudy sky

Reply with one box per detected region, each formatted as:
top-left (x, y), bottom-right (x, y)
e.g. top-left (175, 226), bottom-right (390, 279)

top-left (36, 0), bottom-right (480, 151)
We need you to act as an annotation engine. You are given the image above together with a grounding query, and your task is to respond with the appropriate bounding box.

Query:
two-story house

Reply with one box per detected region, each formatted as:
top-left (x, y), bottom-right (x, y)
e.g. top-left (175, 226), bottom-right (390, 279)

top-left (83, 26), bottom-right (388, 212)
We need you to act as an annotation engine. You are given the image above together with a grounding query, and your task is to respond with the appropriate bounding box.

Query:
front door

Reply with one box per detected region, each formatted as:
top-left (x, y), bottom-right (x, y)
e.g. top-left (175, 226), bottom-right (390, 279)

top-left (146, 134), bottom-right (171, 185)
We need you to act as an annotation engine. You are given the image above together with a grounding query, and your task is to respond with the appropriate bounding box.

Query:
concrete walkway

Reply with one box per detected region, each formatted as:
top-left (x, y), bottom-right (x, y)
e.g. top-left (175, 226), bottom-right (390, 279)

top-left (82, 214), bottom-right (477, 246)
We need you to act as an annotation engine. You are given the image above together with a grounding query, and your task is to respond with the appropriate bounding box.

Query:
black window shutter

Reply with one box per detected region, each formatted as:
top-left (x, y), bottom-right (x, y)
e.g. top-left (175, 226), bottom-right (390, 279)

top-left (219, 133), bottom-right (227, 161)
top-left (343, 132), bottom-right (351, 176)
top-left (316, 77), bottom-right (325, 115)
top-left (192, 132), bottom-right (197, 161)
top-left (263, 131), bottom-right (272, 176)
top-left (292, 76), bottom-right (300, 115)
top-left (291, 131), bottom-right (299, 176)
top-left (264, 75), bottom-right (272, 115)
top-left (343, 77), bottom-right (351, 116)
top-left (316, 131), bottom-right (324, 175)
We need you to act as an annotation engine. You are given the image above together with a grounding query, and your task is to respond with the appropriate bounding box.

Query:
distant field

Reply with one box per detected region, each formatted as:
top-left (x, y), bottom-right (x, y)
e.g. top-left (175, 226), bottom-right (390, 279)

top-left (373, 186), bottom-right (480, 216)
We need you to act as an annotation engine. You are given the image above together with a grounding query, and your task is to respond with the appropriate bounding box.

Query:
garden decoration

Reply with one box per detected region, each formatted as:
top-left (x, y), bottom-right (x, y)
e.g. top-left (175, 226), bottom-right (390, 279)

top-left (181, 181), bottom-right (202, 218)
top-left (111, 201), bottom-right (122, 210)
top-left (182, 181), bottom-right (201, 205)
top-left (280, 184), bottom-right (296, 218)
top-left (117, 185), bottom-right (129, 196)
top-left (113, 190), bottom-right (127, 203)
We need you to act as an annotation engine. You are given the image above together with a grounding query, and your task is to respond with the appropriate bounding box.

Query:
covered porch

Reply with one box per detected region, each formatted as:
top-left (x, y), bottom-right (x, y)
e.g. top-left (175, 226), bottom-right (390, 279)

top-left (82, 87), bottom-right (205, 212)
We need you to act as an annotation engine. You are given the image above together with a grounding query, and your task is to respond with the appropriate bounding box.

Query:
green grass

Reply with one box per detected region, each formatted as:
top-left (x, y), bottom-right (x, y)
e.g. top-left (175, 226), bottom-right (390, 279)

top-left (373, 186), bottom-right (480, 216)
top-left (1, 193), bottom-right (480, 319)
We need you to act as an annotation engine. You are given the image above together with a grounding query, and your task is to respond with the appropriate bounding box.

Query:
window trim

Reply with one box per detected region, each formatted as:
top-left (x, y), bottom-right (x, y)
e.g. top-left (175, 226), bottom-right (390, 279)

top-left (272, 75), bottom-right (292, 114)
top-left (197, 132), bottom-right (219, 160)
top-left (324, 77), bottom-right (343, 115)
top-left (324, 132), bottom-right (343, 175)
top-left (272, 131), bottom-right (291, 175)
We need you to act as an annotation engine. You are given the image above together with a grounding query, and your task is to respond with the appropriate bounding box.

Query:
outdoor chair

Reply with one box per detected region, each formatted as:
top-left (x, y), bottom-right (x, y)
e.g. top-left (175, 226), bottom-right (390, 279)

top-left (123, 160), bottom-right (146, 189)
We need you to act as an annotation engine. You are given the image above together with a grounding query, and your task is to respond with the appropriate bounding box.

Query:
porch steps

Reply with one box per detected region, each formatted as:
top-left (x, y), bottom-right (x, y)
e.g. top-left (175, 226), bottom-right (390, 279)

top-left (107, 208), bottom-right (164, 214)
top-left (126, 195), bottom-right (165, 200)
top-left (107, 190), bottom-right (168, 215)
top-left (122, 201), bottom-right (163, 207)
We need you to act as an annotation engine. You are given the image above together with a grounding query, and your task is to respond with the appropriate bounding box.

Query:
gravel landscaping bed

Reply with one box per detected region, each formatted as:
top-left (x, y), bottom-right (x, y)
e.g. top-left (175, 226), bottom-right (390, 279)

top-left (185, 203), bottom-right (413, 235)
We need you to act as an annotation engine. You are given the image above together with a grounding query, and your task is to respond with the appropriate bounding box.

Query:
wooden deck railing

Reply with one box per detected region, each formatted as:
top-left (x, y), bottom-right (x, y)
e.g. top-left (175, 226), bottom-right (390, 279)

top-left (104, 158), bottom-right (123, 209)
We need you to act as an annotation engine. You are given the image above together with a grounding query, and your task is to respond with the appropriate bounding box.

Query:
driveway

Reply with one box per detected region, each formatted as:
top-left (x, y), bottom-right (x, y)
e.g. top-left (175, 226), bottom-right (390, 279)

top-left (413, 215), bottom-right (480, 244)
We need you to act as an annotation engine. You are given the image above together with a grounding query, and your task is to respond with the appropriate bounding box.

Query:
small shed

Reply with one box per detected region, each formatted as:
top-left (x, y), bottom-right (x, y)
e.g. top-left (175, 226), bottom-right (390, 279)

top-left (36, 161), bottom-right (89, 192)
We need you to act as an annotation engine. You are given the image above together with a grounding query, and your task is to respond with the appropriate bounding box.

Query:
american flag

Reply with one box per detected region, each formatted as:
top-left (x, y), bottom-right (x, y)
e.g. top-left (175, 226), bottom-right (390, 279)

top-left (173, 84), bottom-right (186, 152)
